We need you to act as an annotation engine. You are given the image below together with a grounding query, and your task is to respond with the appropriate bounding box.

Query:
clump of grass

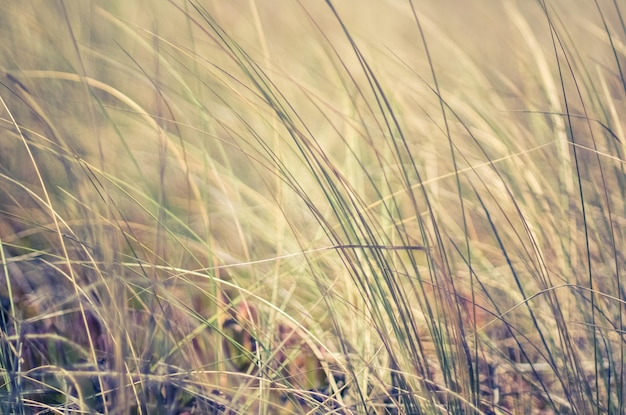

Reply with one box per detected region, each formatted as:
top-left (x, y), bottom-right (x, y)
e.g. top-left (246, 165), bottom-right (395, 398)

top-left (1, 1), bottom-right (625, 414)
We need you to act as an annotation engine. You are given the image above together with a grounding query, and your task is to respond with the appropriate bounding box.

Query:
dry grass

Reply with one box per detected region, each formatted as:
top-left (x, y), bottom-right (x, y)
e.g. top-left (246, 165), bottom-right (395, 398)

top-left (1, 1), bottom-right (625, 414)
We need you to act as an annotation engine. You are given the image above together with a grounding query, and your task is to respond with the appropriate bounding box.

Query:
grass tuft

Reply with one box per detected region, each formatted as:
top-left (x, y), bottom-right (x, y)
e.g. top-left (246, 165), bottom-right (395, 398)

top-left (1, 1), bottom-right (625, 414)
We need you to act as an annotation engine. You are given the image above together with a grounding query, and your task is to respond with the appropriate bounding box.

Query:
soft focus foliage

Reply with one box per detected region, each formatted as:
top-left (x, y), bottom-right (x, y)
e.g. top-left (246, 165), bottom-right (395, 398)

top-left (0, 1), bottom-right (625, 414)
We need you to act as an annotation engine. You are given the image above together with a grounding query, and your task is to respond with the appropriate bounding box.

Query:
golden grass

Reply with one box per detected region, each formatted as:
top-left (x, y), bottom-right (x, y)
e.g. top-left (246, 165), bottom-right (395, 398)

top-left (1, 0), bottom-right (625, 414)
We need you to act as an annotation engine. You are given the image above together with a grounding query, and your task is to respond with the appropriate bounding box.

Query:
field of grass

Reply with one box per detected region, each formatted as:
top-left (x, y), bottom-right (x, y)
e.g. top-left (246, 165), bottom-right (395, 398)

top-left (1, 1), bottom-right (625, 414)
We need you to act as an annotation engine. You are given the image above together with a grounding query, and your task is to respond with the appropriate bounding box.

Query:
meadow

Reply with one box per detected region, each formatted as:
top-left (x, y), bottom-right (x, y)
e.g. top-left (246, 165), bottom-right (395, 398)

top-left (0, 1), bottom-right (625, 414)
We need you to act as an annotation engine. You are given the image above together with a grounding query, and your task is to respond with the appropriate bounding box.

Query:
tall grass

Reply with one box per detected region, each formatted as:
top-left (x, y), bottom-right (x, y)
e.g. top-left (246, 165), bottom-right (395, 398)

top-left (0, 1), bottom-right (625, 414)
